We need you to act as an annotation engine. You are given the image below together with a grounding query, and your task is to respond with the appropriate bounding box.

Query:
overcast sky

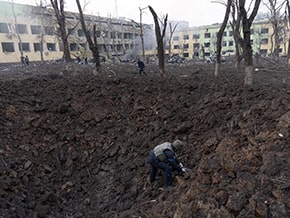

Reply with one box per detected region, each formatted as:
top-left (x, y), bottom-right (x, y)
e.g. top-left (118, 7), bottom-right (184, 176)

top-left (5, 0), bottom-right (268, 27)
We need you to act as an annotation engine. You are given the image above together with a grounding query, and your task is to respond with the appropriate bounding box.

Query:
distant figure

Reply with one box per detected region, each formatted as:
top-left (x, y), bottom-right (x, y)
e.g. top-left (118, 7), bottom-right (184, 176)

top-left (20, 56), bottom-right (26, 66)
top-left (77, 56), bottom-right (81, 64)
top-left (137, 59), bottom-right (147, 76)
top-left (25, 55), bottom-right (29, 66)
top-left (84, 57), bottom-right (88, 65)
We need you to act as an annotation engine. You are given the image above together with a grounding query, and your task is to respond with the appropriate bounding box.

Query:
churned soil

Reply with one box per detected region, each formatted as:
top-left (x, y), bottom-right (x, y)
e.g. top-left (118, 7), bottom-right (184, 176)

top-left (0, 59), bottom-right (290, 218)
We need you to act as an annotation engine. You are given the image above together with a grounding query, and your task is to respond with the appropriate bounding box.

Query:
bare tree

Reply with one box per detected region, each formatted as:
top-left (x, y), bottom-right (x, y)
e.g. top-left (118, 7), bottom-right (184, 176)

top-left (75, 0), bottom-right (100, 70)
top-left (148, 6), bottom-right (168, 75)
top-left (230, 0), bottom-right (243, 68)
top-left (214, 0), bottom-right (232, 76)
top-left (168, 22), bottom-right (178, 58)
top-left (239, 0), bottom-right (262, 85)
top-left (264, 0), bottom-right (285, 58)
top-left (139, 7), bottom-right (148, 62)
top-left (50, 0), bottom-right (71, 62)
top-left (286, 0), bottom-right (290, 66)
top-left (10, 0), bottom-right (23, 58)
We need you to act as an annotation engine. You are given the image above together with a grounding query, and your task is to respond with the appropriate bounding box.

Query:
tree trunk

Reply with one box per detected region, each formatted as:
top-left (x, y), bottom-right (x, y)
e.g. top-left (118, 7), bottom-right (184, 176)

top-left (148, 6), bottom-right (167, 76)
top-left (287, 0), bottom-right (290, 67)
top-left (75, 0), bottom-right (100, 70)
top-left (239, 0), bottom-right (261, 85)
top-left (215, 0), bottom-right (232, 76)
top-left (50, 0), bottom-right (71, 62)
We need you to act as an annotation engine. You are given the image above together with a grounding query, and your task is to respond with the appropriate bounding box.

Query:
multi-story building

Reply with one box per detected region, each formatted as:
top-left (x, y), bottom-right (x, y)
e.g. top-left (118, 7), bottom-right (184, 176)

top-left (169, 19), bottom-right (289, 59)
top-left (0, 1), bottom-right (154, 63)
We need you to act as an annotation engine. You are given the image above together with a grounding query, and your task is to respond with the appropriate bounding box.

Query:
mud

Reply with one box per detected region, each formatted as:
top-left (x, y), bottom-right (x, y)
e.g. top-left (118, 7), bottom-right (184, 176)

top-left (0, 59), bottom-right (290, 217)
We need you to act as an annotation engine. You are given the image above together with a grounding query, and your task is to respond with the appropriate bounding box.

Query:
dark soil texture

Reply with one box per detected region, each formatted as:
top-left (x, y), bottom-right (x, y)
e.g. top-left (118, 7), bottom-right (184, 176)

top-left (0, 59), bottom-right (290, 218)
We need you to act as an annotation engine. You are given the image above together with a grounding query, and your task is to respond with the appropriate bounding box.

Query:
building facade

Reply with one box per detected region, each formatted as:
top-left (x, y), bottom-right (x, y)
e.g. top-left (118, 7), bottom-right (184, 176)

top-left (169, 19), bottom-right (289, 59)
top-left (0, 1), bottom-right (154, 63)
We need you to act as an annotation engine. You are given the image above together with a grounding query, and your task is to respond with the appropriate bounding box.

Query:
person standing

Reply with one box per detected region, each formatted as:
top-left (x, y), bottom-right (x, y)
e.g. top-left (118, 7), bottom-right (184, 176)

top-left (25, 55), bottom-right (29, 66)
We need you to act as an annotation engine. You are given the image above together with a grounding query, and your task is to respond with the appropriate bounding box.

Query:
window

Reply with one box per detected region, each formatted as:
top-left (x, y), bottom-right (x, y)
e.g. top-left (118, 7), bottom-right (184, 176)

top-left (45, 26), bottom-right (54, 35)
top-left (183, 53), bottom-right (189, 57)
top-left (70, 43), bottom-right (77, 51)
top-left (223, 32), bottom-right (227, 37)
top-left (95, 30), bottom-right (101, 38)
top-left (204, 42), bottom-right (210, 47)
top-left (229, 41), bottom-right (234, 46)
top-left (33, 43), bottom-right (41, 52)
top-left (2, 42), bottom-right (15, 52)
top-left (0, 23), bottom-right (9, 33)
top-left (204, 33), bottom-right (211, 38)
top-left (193, 43), bottom-right (200, 49)
top-left (260, 38), bottom-right (268, 44)
top-left (222, 41), bottom-right (227, 46)
top-left (31, 25), bottom-right (41, 34)
top-left (260, 49), bottom-right (267, 55)
top-left (173, 36), bottom-right (179, 41)
top-left (183, 34), bottom-right (189, 40)
top-left (261, 28), bottom-right (269, 34)
top-left (183, 44), bottom-right (189, 49)
top-left (173, 45), bottom-right (180, 49)
top-left (47, 43), bottom-right (56, 51)
top-left (16, 24), bottom-right (27, 34)
top-left (117, 32), bottom-right (122, 39)
top-left (77, 29), bottom-right (85, 37)
top-left (192, 34), bottom-right (200, 39)
top-left (68, 28), bottom-right (75, 36)
top-left (18, 42), bottom-right (30, 52)
top-left (229, 31), bottom-right (233, 36)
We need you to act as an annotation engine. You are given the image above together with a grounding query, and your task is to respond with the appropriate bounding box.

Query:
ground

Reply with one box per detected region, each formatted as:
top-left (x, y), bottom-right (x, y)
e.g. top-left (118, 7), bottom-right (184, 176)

top-left (0, 59), bottom-right (290, 218)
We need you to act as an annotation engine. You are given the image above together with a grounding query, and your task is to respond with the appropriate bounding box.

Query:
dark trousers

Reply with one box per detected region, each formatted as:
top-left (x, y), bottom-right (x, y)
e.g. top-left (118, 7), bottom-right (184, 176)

top-left (139, 68), bottom-right (147, 75)
top-left (147, 151), bottom-right (173, 186)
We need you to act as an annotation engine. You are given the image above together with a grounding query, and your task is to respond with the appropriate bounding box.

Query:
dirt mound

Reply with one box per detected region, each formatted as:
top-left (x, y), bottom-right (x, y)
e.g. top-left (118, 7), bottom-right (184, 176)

top-left (0, 61), bottom-right (290, 217)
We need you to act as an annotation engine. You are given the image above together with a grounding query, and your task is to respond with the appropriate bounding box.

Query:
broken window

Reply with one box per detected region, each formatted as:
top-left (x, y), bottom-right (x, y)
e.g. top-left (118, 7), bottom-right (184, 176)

top-left (33, 43), bottom-right (41, 52)
top-left (2, 42), bottom-right (15, 52)
top-left (193, 43), bottom-right (200, 49)
top-left (18, 42), bottom-right (30, 52)
top-left (45, 26), bottom-right (54, 35)
top-left (183, 44), bottom-right (189, 49)
top-left (68, 28), bottom-right (75, 36)
top-left (77, 29), bottom-right (85, 37)
top-left (173, 36), bottom-right (179, 41)
top-left (69, 43), bottom-right (77, 51)
top-left (47, 43), bottom-right (56, 51)
top-left (204, 42), bottom-right (210, 47)
top-left (260, 38), bottom-right (268, 44)
top-left (261, 28), bottom-right (269, 34)
top-left (16, 24), bottom-right (28, 34)
top-left (31, 25), bottom-right (41, 34)
top-left (204, 33), bottom-right (211, 38)
top-left (117, 32), bottom-right (122, 39)
top-left (183, 35), bottom-right (189, 40)
top-left (0, 23), bottom-right (9, 33)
